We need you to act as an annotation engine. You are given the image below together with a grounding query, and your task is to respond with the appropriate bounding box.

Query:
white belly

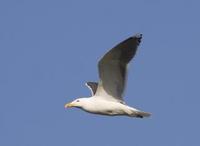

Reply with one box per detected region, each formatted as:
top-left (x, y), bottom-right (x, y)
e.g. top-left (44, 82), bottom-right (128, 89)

top-left (82, 99), bottom-right (131, 116)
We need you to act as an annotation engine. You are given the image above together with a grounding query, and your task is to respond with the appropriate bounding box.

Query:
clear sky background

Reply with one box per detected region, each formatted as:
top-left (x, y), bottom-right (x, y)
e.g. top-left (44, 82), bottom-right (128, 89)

top-left (0, 0), bottom-right (200, 146)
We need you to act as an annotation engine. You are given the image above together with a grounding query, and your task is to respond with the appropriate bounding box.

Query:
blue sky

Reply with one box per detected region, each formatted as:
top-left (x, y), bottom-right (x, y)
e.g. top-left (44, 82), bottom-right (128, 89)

top-left (0, 0), bottom-right (200, 146)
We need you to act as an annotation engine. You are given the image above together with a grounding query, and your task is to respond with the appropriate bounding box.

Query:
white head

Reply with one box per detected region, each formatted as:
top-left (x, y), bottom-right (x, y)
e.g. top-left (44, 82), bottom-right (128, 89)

top-left (64, 98), bottom-right (88, 109)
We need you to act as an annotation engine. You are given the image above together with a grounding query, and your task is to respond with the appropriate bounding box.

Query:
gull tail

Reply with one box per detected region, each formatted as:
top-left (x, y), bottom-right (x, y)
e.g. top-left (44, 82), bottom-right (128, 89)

top-left (129, 108), bottom-right (151, 118)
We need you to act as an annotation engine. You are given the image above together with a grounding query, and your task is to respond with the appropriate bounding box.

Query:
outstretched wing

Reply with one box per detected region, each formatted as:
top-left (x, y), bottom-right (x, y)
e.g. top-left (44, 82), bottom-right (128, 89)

top-left (85, 82), bottom-right (98, 96)
top-left (95, 34), bottom-right (142, 103)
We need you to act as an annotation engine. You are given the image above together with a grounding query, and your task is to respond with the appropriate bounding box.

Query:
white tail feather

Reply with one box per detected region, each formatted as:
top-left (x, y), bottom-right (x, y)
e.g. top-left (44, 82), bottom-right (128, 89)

top-left (129, 110), bottom-right (151, 118)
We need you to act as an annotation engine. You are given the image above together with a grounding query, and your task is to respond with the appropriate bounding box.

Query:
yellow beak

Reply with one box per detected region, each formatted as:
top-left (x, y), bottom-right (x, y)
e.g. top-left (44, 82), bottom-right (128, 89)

top-left (64, 102), bottom-right (74, 108)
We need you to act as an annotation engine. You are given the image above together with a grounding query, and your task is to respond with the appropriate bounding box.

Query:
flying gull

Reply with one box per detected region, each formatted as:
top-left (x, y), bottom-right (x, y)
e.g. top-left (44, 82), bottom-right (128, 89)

top-left (65, 34), bottom-right (151, 118)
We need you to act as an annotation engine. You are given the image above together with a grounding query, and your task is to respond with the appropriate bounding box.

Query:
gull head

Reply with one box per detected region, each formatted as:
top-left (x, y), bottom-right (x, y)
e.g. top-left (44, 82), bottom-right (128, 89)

top-left (64, 98), bottom-right (87, 108)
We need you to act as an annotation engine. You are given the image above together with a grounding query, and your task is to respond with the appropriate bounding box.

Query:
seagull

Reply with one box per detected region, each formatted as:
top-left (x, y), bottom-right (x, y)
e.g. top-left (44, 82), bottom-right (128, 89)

top-left (65, 34), bottom-right (151, 118)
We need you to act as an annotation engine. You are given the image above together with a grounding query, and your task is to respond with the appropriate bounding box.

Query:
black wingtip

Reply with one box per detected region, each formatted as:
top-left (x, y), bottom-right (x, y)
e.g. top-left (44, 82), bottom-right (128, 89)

top-left (133, 33), bottom-right (142, 43)
top-left (134, 33), bottom-right (142, 39)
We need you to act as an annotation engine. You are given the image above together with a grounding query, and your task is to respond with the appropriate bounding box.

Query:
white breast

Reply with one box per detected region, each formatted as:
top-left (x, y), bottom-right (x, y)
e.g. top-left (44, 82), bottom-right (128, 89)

top-left (82, 98), bottom-right (130, 115)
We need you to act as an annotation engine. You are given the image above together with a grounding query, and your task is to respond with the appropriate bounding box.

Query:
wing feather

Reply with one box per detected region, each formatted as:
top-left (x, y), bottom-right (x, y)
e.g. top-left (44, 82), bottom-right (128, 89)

top-left (95, 34), bottom-right (142, 102)
top-left (85, 82), bottom-right (98, 96)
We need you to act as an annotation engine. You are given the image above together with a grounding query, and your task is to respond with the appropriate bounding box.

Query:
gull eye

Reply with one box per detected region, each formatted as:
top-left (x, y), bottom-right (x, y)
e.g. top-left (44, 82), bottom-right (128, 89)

top-left (76, 100), bottom-right (80, 102)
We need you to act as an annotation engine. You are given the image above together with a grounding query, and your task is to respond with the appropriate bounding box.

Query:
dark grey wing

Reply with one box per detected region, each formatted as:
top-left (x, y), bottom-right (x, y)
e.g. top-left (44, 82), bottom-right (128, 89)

top-left (85, 82), bottom-right (98, 96)
top-left (95, 34), bottom-right (142, 102)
